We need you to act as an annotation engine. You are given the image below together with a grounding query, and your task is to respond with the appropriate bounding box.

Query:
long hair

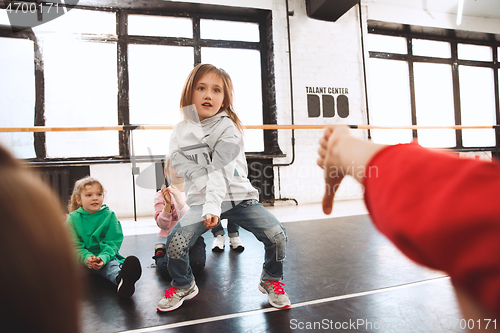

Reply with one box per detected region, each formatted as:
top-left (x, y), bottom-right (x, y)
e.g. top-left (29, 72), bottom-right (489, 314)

top-left (179, 63), bottom-right (244, 133)
top-left (0, 145), bottom-right (81, 333)
top-left (68, 176), bottom-right (105, 213)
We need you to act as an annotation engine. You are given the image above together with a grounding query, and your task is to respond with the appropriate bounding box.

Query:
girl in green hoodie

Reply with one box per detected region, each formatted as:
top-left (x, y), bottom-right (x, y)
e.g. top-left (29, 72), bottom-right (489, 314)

top-left (67, 176), bottom-right (142, 298)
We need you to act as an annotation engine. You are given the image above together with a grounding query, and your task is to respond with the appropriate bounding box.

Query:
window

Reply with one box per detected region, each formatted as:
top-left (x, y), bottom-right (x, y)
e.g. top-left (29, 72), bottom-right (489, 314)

top-left (0, 3), bottom-right (277, 162)
top-left (128, 15), bottom-right (192, 38)
top-left (200, 19), bottom-right (260, 42)
top-left (128, 44), bottom-right (192, 156)
top-left (367, 58), bottom-right (412, 144)
top-left (367, 23), bottom-right (500, 151)
top-left (201, 47), bottom-right (264, 151)
top-left (459, 66), bottom-right (496, 147)
top-left (127, 15), bottom-right (267, 154)
top-left (412, 39), bottom-right (450, 58)
top-left (0, 36), bottom-right (36, 159)
top-left (413, 62), bottom-right (455, 148)
top-left (43, 39), bottom-right (119, 158)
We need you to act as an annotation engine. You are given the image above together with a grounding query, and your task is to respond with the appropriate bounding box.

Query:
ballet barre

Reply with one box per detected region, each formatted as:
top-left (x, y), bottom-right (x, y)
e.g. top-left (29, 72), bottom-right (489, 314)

top-left (0, 124), bottom-right (498, 132)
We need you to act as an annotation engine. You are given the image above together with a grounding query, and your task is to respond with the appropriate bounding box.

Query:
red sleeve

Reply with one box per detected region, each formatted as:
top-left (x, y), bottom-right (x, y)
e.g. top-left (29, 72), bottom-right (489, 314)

top-left (364, 142), bottom-right (500, 316)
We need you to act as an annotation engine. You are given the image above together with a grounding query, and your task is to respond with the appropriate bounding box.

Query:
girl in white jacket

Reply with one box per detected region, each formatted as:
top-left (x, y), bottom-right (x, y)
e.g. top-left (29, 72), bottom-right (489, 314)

top-left (157, 64), bottom-right (290, 312)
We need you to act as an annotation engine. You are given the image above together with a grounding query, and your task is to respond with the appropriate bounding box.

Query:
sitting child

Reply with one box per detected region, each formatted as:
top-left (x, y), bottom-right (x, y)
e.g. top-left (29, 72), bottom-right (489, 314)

top-left (67, 176), bottom-right (142, 298)
top-left (153, 156), bottom-right (206, 279)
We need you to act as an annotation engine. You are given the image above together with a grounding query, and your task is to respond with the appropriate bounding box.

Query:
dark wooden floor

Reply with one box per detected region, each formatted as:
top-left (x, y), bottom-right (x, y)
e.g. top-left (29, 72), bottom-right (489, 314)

top-left (81, 215), bottom-right (464, 333)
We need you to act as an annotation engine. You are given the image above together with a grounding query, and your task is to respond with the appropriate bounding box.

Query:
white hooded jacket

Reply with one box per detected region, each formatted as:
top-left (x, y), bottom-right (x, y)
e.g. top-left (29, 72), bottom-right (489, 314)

top-left (169, 110), bottom-right (259, 218)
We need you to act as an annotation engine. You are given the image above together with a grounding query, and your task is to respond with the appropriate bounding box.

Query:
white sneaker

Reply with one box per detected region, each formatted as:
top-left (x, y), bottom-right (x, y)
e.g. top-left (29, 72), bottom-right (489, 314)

top-left (212, 235), bottom-right (225, 251)
top-left (156, 281), bottom-right (198, 312)
top-left (259, 280), bottom-right (291, 309)
top-left (229, 236), bottom-right (245, 251)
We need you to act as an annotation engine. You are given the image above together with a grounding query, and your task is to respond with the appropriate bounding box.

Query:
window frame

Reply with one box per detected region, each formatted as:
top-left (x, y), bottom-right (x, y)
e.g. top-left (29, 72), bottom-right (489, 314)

top-left (367, 21), bottom-right (500, 151)
top-left (1, 1), bottom-right (282, 164)
top-left (0, 27), bottom-right (46, 159)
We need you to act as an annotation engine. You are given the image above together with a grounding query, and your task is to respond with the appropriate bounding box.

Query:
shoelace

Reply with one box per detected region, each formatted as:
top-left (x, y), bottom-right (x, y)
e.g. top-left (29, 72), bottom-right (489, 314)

top-left (265, 281), bottom-right (286, 295)
top-left (164, 287), bottom-right (178, 298)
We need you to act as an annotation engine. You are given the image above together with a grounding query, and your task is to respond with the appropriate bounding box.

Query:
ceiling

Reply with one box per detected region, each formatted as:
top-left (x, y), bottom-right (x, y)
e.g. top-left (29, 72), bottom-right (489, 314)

top-left (362, 0), bottom-right (500, 20)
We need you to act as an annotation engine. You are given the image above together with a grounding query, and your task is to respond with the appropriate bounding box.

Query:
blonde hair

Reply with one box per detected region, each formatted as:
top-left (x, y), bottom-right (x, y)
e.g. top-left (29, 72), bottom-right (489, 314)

top-left (0, 145), bottom-right (81, 332)
top-left (68, 176), bottom-right (105, 213)
top-left (179, 63), bottom-right (244, 133)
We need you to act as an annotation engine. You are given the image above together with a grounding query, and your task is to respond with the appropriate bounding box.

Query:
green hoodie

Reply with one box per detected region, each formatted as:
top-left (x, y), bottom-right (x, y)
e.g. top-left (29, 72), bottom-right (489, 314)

top-left (67, 205), bottom-right (125, 266)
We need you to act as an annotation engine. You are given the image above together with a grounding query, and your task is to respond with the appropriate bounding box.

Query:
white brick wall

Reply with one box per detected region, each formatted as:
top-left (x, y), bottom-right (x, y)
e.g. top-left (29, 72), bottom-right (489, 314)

top-left (271, 0), bottom-right (368, 205)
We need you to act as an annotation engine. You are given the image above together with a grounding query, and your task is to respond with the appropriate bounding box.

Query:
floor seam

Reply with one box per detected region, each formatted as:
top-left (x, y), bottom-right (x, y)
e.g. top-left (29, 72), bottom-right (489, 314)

top-left (116, 275), bottom-right (450, 333)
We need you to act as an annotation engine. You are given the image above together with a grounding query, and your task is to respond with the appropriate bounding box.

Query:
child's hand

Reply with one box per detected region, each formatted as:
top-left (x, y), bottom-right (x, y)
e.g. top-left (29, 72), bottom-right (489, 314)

top-left (169, 185), bottom-right (185, 209)
top-left (161, 185), bottom-right (172, 213)
top-left (202, 214), bottom-right (219, 229)
top-left (161, 185), bottom-right (170, 203)
top-left (86, 256), bottom-right (103, 270)
top-left (169, 184), bottom-right (181, 200)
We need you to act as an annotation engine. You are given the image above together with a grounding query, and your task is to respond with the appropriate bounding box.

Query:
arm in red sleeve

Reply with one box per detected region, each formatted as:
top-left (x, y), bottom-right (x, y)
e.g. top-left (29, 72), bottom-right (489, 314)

top-left (364, 142), bottom-right (500, 316)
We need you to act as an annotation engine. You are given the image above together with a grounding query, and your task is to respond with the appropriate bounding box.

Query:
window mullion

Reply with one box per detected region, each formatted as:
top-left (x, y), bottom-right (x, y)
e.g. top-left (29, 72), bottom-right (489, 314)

top-left (117, 9), bottom-right (130, 158)
top-left (33, 34), bottom-right (47, 159)
top-left (493, 45), bottom-right (500, 125)
top-left (493, 44), bottom-right (500, 151)
top-left (451, 40), bottom-right (463, 149)
top-left (407, 36), bottom-right (417, 139)
top-left (193, 16), bottom-right (201, 66)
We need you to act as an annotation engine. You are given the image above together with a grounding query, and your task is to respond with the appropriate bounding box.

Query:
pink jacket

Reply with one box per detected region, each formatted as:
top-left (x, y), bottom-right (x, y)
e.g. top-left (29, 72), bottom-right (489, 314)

top-left (154, 190), bottom-right (189, 237)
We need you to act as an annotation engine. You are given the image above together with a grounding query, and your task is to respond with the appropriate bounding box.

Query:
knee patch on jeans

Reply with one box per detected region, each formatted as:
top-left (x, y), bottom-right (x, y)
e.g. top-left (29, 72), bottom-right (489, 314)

top-left (167, 231), bottom-right (193, 259)
top-left (264, 225), bottom-right (287, 262)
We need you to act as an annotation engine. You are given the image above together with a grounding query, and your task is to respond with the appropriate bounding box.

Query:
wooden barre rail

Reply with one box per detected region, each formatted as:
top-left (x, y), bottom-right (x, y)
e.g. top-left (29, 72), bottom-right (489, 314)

top-left (0, 124), bottom-right (498, 132)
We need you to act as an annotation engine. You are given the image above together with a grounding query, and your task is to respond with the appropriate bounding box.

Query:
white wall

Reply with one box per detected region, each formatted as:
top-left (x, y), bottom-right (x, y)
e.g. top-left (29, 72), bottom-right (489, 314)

top-left (271, 0), bottom-right (368, 205)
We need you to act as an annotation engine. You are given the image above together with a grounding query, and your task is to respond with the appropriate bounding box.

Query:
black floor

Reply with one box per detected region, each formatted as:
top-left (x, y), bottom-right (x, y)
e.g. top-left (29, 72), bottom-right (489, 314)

top-left (81, 215), bottom-right (463, 333)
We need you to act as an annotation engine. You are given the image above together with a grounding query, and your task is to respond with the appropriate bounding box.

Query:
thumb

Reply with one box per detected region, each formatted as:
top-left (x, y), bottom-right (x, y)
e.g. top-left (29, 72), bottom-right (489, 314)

top-left (322, 167), bottom-right (344, 215)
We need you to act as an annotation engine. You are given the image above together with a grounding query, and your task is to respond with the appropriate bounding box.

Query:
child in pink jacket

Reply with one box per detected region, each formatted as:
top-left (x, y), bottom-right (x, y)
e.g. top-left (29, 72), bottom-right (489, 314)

top-left (153, 157), bottom-right (206, 280)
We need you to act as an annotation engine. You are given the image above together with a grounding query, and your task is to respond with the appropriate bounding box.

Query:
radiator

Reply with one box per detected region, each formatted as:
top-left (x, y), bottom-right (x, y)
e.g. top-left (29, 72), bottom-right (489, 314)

top-left (247, 158), bottom-right (274, 203)
top-left (31, 166), bottom-right (90, 212)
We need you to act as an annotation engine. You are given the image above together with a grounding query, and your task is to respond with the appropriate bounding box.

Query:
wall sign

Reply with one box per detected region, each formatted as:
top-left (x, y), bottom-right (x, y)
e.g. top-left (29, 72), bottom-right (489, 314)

top-left (306, 86), bottom-right (349, 118)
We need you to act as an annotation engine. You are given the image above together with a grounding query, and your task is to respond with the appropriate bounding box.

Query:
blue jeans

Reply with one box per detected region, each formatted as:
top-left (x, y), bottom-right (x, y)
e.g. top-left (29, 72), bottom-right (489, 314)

top-left (89, 258), bottom-right (121, 285)
top-left (166, 199), bottom-right (287, 288)
top-left (155, 236), bottom-right (206, 280)
top-left (212, 219), bottom-right (240, 237)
